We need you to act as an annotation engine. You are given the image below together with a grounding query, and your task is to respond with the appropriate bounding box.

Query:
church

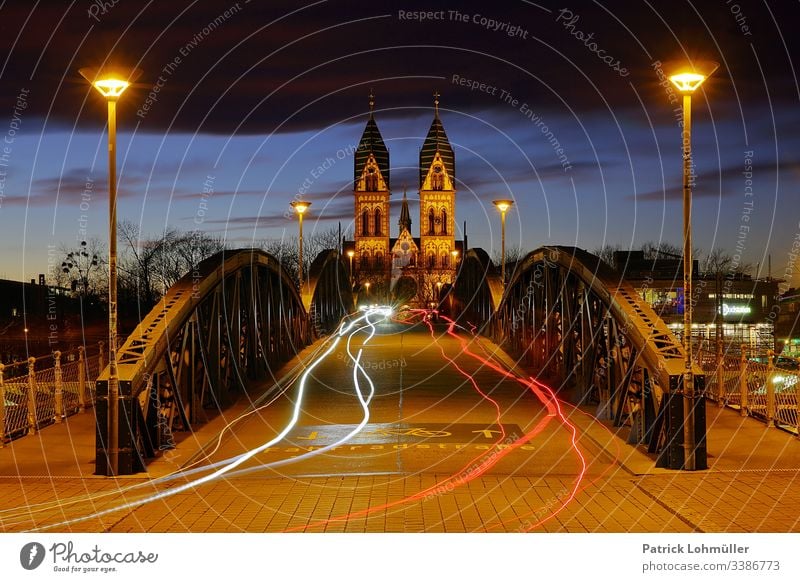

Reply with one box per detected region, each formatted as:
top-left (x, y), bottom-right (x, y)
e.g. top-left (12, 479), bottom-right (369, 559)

top-left (343, 92), bottom-right (464, 305)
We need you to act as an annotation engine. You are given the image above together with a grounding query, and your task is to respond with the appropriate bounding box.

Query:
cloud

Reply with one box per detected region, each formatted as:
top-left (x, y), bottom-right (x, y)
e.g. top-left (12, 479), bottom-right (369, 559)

top-left (630, 160), bottom-right (796, 202)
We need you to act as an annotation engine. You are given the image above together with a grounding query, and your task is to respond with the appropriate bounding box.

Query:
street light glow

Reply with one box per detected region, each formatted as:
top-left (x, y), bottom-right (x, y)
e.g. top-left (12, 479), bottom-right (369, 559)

top-left (92, 78), bottom-right (131, 98)
top-left (664, 60), bottom-right (719, 94)
top-left (493, 199), bottom-right (513, 213)
top-left (291, 200), bottom-right (311, 215)
top-left (79, 67), bottom-right (141, 100)
top-left (668, 72), bottom-right (707, 93)
top-left (347, 250), bottom-right (354, 258)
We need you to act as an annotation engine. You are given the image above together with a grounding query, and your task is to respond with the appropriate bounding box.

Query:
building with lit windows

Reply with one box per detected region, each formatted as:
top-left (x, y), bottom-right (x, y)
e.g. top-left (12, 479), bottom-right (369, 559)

top-left (343, 93), bottom-right (464, 304)
top-left (614, 251), bottom-right (778, 354)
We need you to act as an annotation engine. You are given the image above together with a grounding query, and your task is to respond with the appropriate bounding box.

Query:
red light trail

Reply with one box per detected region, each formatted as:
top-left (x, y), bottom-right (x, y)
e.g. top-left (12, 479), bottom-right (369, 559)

top-left (285, 309), bottom-right (587, 532)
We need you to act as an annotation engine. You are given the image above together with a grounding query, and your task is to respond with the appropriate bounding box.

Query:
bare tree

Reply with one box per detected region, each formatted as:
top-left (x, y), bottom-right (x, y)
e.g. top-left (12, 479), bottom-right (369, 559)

top-left (260, 226), bottom-right (341, 285)
top-left (640, 241), bottom-right (684, 260)
top-left (53, 238), bottom-right (107, 299)
top-left (118, 221), bottom-right (177, 311)
top-left (593, 243), bottom-right (622, 267)
top-left (701, 247), bottom-right (751, 277)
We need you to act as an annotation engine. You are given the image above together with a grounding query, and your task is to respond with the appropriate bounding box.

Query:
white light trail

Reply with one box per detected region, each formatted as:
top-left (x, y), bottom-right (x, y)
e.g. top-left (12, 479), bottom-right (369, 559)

top-left (28, 306), bottom-right (392, 531)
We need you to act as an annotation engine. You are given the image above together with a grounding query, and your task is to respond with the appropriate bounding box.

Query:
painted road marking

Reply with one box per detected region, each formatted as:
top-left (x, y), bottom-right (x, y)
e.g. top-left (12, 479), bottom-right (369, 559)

top-left (284, 423), bottom-right (524, 446)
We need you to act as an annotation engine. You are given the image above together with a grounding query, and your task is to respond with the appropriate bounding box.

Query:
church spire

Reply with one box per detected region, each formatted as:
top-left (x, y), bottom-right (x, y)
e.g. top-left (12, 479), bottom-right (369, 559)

top-left (398, 187), bottom-right (412, 233)
top-left (419, 91), bottom-right (454, 188)
top-left (354, 90), bottom-right (389, 188)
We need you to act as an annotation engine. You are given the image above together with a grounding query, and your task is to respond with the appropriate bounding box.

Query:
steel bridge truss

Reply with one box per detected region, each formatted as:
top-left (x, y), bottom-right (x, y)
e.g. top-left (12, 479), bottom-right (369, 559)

top-left (454, 246), bottom-right (706, 469)
top-left (95, 248), bottom-right (353, 475)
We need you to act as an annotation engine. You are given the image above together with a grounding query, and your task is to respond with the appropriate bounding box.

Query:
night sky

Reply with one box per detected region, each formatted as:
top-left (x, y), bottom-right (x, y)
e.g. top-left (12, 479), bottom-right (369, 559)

top-left (0, 0), bottom-right (797, 285)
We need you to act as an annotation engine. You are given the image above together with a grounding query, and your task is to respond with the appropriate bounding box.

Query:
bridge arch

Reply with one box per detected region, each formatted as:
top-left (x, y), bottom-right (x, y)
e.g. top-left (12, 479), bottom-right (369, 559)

top-left (304, 249), bottom-right (356, 334)
top-left (96, 248), bottom-right (353, 474)
top-left (471, 246), bottom-right (702, 466)
top-left (450, 248), bottom-right (504, 324)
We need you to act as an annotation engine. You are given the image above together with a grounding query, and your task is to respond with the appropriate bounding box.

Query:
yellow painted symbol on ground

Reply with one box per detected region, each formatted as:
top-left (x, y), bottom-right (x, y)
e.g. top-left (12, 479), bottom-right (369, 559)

top-left (296, 431), bottom-right (319, 441)
top-left (472, 429), bottom-right (502, 439)
top-left (368, 427), bottom-right (452, 438)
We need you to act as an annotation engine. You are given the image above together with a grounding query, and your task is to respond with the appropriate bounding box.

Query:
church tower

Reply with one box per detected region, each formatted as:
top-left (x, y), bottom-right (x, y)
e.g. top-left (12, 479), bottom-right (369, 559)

top-left (418, 92), bottom-right (456, 295)
top-left (353, 91), bottom-right (391, 291)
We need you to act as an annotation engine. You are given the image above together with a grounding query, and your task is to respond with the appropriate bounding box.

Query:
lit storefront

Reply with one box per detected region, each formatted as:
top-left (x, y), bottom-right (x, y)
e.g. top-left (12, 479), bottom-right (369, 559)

top-left (614, 251), bottom-right (778, 355)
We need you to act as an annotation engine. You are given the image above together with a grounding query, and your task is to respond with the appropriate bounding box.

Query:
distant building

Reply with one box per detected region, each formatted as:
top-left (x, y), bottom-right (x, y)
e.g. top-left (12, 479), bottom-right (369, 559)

top-left (343, 92), bottom-right (463, 304)
top-left (614, 251), bottom-right (778, 354)
top-left (0, 275), bottom-right (78, 359)
top-left (775, 289), bottom-right (800, 356)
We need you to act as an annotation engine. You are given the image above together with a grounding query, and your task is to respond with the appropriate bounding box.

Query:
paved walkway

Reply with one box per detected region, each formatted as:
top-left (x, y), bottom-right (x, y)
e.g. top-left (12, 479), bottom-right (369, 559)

top-left (1, 319), bottom-right (799, 533)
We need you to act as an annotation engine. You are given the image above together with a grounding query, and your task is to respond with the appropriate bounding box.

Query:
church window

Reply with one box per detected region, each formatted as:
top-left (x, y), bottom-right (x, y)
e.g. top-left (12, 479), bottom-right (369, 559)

top-left (428, 207), bottom-right (435, 235)
top-left (441, 253), bottom-right (449, 268)
top-left (361, 251), bottom-right (370, 270)
top-left (375, 251), bottom-right (384, 269)
top-left (362, 209), bottom-right (369, 236)
top-left (441, 208), bottom-right (447, 235)
top-left (428, 253), bottom-right (436, 269)
top-left (374, 208), bottom-right (382, 236)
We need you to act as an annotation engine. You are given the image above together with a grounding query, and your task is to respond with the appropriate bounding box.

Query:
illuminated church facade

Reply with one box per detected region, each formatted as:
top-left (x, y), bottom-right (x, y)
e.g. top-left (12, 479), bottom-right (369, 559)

top-left (343, 93), bottom-right (464, 304)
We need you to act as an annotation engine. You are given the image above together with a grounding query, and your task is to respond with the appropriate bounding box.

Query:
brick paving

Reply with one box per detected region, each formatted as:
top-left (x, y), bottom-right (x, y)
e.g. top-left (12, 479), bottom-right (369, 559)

top-left (1, 323), bottom-right (800, 533)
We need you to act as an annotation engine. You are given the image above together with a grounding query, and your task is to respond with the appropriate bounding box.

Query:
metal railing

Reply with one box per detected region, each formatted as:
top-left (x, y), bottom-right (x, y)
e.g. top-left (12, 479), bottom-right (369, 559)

top-left (0, 342), bottom-right (104, 445)
top-left (698, 345), bottom-right (799, 435)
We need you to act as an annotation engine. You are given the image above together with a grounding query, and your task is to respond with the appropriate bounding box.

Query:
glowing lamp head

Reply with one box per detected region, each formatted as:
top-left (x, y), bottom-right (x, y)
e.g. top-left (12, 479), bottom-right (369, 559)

top-left (291, 200), bottom-right (311, 215)
top-left (364, 282), bottom-right (371, 289)
top-left (663, 60), bottom-right (719, 94)
top-left (668, 72), bottom-right (707, 93)
top-left (451, 250), bottom-right (459, 258)
top-left (493, 199), bottom-right (514, 213)
top-left (92, 78), bottom-right (130, 98)
top-left (79, 67), bottom-right (142, 100)
top-left (347, 250), bottom-right (355, 258)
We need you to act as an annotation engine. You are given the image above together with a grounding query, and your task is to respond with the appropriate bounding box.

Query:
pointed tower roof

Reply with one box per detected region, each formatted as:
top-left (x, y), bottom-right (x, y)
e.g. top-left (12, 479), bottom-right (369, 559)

top-left (354, 89), bottom-right (390, 187)
top-left (398, 188), bottom-right (412, 233)
top-left (419, 91), bottom-right (455, 188)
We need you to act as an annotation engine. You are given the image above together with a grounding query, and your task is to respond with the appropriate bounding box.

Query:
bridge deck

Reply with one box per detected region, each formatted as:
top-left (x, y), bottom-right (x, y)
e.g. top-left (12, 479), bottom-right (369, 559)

top-left (1, 317), bottom-right (800, 532)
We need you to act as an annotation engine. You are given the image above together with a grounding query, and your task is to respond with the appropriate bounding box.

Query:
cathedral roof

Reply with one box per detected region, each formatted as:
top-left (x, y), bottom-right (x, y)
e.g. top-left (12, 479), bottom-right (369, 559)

top-left (419, 95), bottom-right (454, 187)
top-left (354, 93), bottom-right (390, 187)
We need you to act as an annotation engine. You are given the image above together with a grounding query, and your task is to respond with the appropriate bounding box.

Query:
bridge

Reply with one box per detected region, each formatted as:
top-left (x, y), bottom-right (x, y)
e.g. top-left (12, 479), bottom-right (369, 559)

top-left (2, 245), bottom-right (799, 533)
top-left (84, 244), bottom-right (703, 475)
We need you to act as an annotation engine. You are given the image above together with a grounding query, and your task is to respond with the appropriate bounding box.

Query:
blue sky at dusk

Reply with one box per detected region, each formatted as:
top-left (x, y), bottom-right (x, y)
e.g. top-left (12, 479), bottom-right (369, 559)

top-left (0, 1), bottom-right (798, 284)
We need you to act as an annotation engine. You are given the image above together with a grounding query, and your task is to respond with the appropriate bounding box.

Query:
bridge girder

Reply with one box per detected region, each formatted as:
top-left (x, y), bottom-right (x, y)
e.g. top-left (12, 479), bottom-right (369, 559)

top-left (455, 245), bottom-right (705, 469)
top-left (95, 248), bottom-right (353, 475)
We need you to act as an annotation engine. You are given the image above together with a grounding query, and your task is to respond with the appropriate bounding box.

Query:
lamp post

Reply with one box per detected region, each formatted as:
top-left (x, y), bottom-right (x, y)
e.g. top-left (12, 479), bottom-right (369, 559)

top-left (492, 199), bottom-right (514, 285)
top-left (80, 66), bottom-right (140, 477)
top-left (347, 250), bottom-right (355, 287)
top-left (364, 281), bottom-right (370, 298)
top-left (291, 201), bottom-right (311, 291)
top-left (667, 60), bottom-right (717, 471)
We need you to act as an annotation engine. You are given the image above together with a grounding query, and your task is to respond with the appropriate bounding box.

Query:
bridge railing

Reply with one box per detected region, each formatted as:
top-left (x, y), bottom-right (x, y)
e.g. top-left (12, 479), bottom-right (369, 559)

top-left (698, 346), bottom-right (799, 435)
top-left (0, 343), bottom-right (103, 446)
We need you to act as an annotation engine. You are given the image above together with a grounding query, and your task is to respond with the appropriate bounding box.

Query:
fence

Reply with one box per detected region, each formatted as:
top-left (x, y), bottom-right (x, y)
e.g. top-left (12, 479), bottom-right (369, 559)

top-left (698, 345), bottom-right (799, 435)
top-left (0, 342), bottom-right (104, 446)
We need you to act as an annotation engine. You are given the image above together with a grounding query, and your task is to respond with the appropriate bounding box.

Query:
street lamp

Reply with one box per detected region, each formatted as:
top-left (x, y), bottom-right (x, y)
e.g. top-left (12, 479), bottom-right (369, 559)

top-left (80, 65), bottom-right (140, 477)
top-left (364, 281), bottom-right (371, 297)
top-left (451, 249), bottom-right (459, 268)
top-left (347, 250), bottom-right (355, 286)
top-left (290, 200), bottom-right (311, 290)
top-left (666, 59), bottom-right (717, 471)
top-left (493, 199), bottom-right (514, 284)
